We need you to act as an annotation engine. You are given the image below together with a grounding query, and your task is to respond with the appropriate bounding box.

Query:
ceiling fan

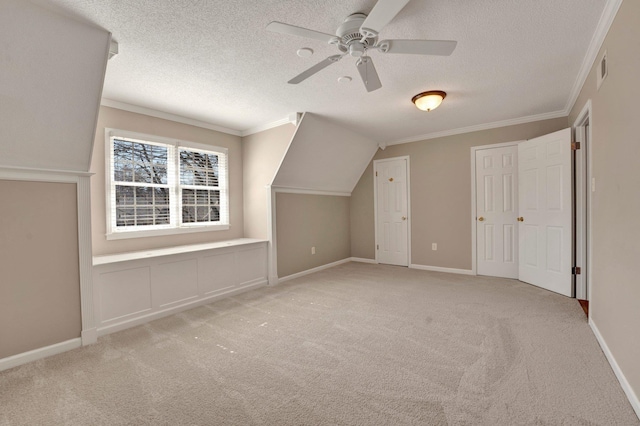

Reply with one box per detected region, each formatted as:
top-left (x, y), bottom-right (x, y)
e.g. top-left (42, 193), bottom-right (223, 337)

top-left (266, 0), bottom-right (457, 92)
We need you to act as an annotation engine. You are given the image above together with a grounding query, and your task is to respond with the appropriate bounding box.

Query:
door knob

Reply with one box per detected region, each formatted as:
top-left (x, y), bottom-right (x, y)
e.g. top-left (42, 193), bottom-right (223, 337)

top-left (517, 217), bottom-right (524, 222)
top-left (478, 217), bottom-right (484, 222)
top-left (401, 216), bottom-right (407, 221)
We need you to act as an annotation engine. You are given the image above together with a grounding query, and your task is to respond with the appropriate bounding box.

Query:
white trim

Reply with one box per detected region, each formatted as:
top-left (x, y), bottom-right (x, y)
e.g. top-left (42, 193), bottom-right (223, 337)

top-left (565, 0), bottom-right (623, 114)
top-left (572, 100), bottom-right (593, 301)
top-left (93, 238), bottom-right (266, 265)
top-left (97, 280), bottom-right (267, 337)
top-left (271, 186), bottom-right (351, 197)
top-left (350, 257), bottom-right (377, 264)
top-left (241, 117), bottom-right (292, 137)
top-left (77, 176), bottom-right (97, 345)
top-left (100, 98), bottom-right (242, 136)
top-left (470, 141), bottom-right (523, 275)
top-left (0, 165), bottom-right (92, 179)
top-left (590, 319), bottom-right (640, 419)
top-left (373, 156), bottom-right (411, 266)
top-left (0, 338), bottom-right (82, 373)
top-left (267, 185), bottom-right (278, 285)
top-left (0, 167), bottom-right (97, 348)
top-left (106, 224), bottom-right (230, 240)
top-left (277, 258), bottom-right (352, 283)
top-left (385, 111), bottom-right (565, 147)
top-left (409, 264), bottom-right (475, 275)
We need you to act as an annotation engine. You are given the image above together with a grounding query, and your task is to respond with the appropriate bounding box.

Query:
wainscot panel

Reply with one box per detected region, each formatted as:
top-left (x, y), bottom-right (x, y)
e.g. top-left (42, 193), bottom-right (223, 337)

top-left (92, 239), bottom-right (267, 336)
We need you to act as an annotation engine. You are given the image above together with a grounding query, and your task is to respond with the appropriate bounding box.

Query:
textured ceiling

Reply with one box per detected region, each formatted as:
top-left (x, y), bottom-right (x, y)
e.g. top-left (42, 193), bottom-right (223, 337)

top-left (35, 0), bottom-right (609, 143)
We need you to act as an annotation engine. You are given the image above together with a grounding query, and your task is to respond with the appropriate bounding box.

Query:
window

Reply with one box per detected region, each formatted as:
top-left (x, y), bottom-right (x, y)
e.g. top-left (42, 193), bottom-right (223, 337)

top-left (106, 129), bottom-right (229, 239)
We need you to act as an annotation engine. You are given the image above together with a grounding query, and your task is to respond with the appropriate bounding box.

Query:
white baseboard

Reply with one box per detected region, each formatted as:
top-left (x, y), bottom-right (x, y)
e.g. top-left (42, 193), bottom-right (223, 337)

top-left (81, 328), bottom-right (98, 346)
top-left (350, 257), bottom-right (377, 264)
top-left (97, 280), bottom-right (267, 337)
top-left (409, 264), bottom-right (474, 275)
top-left (590, 319), bottom-right (640, 419)
top-left (278, 258), bottom-right (352, 283)
top-left (0, 338), bottom-right (82, 372)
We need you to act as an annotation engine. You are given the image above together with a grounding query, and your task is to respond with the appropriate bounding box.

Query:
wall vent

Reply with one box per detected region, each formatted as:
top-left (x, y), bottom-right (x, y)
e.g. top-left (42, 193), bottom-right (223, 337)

top-left (597, 50), bottom-right (608, 90)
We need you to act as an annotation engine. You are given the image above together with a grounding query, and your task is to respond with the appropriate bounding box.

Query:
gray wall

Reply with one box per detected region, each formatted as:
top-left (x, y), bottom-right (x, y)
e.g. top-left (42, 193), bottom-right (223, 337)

top-left (276, 193), bottom-right (350, 278)
top-left (568, 0), bottom-right (640, 403)
top-left (0, 181), bottom-right (81, 359)
top-left (350, 117), bottom-right (568, 268)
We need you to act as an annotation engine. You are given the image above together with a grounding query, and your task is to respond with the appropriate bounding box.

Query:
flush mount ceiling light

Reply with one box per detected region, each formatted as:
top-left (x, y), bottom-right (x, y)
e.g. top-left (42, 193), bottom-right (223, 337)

top-left (412, 90), bottom-right (447, 111)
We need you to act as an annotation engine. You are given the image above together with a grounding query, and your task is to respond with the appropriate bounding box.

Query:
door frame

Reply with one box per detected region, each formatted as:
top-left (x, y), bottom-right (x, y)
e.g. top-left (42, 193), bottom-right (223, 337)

top-left (373, 156), bottom-right (411, 265)
top-left (470, 141), bottom-right (523, 275)
top-left (573, 100), bottom-right (593, 301)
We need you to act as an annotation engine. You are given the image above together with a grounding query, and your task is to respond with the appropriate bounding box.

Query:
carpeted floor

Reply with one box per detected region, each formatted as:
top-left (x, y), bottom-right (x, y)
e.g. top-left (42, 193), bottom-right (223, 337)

top-left (1, 262), bottom-right (638, 425)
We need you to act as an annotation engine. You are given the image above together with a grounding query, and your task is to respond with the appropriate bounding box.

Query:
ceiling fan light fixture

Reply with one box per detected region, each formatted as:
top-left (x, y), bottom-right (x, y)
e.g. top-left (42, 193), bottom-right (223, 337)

top-left (412, 90), bottom-right (447, 111)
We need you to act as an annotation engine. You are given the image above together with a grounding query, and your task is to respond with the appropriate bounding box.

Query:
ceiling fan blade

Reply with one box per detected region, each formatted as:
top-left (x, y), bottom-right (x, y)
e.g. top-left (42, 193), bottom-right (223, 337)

top-left (379, 39), bottom-right (457, 56)
top-left (266, 21), bottom-right (336, 43)
top-left (360, 0), bottom-right (411, 37)
top-left (288, 55), bottom-right (343, 84)
top-left (356, 56), bottom-right (382, 92)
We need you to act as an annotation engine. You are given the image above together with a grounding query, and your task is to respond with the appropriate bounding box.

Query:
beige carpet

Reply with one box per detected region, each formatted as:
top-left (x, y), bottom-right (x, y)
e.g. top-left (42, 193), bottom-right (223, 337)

top-left (1, 262), bottom-right (638, 425)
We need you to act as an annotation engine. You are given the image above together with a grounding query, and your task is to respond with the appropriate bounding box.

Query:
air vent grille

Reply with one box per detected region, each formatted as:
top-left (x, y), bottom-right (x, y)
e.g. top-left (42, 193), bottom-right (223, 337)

top-left (597, 50), bottom-right (608, 90)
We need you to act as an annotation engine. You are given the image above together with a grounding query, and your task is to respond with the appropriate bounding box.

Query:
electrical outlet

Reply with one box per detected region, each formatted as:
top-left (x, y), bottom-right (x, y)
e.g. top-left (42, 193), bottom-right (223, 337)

top-left (311, 246), bottom-right (316, 255)
top-left (432, 243), bottom-right (437, 251)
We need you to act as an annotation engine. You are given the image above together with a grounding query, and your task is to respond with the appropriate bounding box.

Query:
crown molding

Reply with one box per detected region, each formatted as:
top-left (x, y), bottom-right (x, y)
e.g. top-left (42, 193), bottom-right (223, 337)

top-left (100, 99), bottom-right (242, 136)
top-left (564, 0), bottom-right (623, 114)
top-left (241, 117), bottom-right (292, 137)
top-left (385, 110), bottom-right (566, 147)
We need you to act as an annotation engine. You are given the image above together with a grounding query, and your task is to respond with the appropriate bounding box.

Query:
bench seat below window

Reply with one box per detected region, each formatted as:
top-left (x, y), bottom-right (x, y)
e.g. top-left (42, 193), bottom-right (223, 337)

top-left (92, 238), bottom-right (267, 336)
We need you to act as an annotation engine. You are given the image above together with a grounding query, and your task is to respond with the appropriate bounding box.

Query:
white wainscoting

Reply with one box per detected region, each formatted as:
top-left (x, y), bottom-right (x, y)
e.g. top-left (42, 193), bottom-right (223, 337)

top-left (93, 239), bottom-right (268, 336)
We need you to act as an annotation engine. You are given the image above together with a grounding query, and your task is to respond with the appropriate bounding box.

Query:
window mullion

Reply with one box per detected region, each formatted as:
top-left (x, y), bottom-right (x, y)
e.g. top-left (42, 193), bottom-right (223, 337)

top-left (171, 144), bottom-right (180, 227)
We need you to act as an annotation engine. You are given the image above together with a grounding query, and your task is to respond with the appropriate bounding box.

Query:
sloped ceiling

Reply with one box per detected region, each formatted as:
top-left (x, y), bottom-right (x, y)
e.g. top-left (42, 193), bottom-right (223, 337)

top-left (32, 0), bottom-right (610, 143)
top-left (0, 0), bottom-right (110, 172)
top-left (273, 113), bottom-right (377, 193)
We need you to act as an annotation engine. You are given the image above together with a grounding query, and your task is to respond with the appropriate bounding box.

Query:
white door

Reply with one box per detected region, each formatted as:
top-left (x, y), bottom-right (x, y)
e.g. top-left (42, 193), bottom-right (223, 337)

top-left (375, 158), bottom-right (409, 266)
top-left (518, 128), bottom-right (572, 296)
top-left (476, 145), bottom-right (519, 279)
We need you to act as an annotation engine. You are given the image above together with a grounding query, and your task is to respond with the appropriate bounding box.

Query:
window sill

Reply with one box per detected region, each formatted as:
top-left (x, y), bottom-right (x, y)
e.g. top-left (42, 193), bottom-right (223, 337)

top-left (106, 224), bottom-right (230, 240)
top-left (93, 238), bottom-right (266, 266)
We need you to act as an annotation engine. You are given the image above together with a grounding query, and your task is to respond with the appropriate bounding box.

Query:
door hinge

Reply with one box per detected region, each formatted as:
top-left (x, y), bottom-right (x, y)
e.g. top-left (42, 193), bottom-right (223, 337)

top-left (375, 171), bottom-right (378, 177)
top-left (376, 244), bottom-right (379, 250)
top-left (571, 142), bottom-right (581, 151)
top-left (572, 266), bottom-right (582, 275)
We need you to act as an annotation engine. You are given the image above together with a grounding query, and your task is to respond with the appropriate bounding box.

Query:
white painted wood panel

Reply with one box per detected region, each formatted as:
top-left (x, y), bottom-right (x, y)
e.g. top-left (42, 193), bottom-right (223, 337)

top-left (238, 246), bottom-right (268, 284)
top-left (93, 240), bottom-right (267, 336)
top-left (475, 145), bottom-right (519, 278)
top-left (153, 259), bottom-right (199, 308)
top-left (375, 158), bottom-right (409, 266)
top-left (198, 252), bottom-right (237, 295)
top-left (518, 128), bottom-right (572, 296)
top-left (99, 267), bottom-right (151, 322)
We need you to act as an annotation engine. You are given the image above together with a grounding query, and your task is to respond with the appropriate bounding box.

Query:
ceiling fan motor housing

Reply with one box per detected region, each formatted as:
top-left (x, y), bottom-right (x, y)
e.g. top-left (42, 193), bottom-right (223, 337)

top-left (336, 13), bottom-right (377, 54)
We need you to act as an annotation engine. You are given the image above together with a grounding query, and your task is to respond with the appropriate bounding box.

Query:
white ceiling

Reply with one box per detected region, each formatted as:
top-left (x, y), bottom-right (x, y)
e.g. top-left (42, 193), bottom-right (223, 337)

top-left (35, 0), bottom-right (610, 143)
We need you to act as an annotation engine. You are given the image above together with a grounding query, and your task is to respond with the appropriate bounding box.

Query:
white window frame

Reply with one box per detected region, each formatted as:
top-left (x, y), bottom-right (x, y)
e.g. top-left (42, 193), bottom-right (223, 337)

top-left (105, 128), bottom-right (229, 240)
